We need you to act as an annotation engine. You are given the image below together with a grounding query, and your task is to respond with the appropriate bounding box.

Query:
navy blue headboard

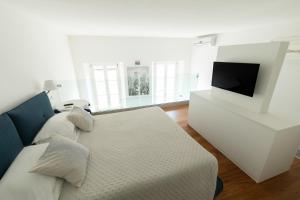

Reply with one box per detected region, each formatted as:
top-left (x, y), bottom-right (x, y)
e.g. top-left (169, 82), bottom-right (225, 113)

top-left (0, 114), bottom-right (23, 178)
top-left (7, 92), bottom-right (54, 146)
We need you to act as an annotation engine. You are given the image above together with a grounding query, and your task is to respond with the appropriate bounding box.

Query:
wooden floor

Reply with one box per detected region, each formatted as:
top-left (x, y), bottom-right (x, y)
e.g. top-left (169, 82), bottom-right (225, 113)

top-left (163, 104), bottom-right (300, 200)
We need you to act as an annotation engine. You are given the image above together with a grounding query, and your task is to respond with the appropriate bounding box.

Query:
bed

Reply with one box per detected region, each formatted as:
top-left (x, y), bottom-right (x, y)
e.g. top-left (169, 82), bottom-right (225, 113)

top-left (0, 92), bottom-right (219, 200)
top-left (60, 107), bottom-right (218, 200)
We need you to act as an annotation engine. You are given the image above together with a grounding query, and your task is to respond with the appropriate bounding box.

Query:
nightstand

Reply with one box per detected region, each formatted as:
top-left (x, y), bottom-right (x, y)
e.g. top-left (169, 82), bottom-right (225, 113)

top-left (54, 99), bottom-right (91, 113)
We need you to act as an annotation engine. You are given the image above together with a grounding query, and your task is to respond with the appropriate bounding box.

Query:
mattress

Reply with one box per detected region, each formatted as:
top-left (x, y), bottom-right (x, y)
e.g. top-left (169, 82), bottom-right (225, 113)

top-left (59, 106), bottom-right (218, 200)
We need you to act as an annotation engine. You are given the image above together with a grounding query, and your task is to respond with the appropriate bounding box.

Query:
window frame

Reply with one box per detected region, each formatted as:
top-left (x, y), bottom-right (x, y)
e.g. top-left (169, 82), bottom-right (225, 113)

top-left (90, 63), bottom-right (124, 109)
top-left (152, 61), bottom-right (184, 103)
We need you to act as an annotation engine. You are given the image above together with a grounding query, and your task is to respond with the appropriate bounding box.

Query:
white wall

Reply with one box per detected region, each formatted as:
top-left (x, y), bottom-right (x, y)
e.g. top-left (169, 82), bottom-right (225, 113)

top-left (190, 45), bottom-right (218, 91)
top-left (217, 22), bottom-right (300, 121)
top-left (269, 52), bottom-right (300, 121)
top-left (69, 36), bottom-right (193, 77)
top-left (68, 36), bottom-right (193, 99)
top-left (0, 5), bottom-right (79, 113)
top-left (213, 42), bottom-right (288, 113)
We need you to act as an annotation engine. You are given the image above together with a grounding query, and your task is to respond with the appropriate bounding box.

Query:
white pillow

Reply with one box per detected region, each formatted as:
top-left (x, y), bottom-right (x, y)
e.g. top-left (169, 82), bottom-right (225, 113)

top-left (31, 135), bottom-right (90, 187)
top-left (33, 112), bottom-right (78, 144)
top-left (67, 106), bottom-right (94, 132)
top-left (0, 143), bottom-right (61, 200)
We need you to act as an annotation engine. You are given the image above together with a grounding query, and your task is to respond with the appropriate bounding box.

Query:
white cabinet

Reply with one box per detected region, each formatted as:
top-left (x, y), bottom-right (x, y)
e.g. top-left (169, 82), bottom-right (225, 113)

top-left (188, 90), bottom-right (300, 183)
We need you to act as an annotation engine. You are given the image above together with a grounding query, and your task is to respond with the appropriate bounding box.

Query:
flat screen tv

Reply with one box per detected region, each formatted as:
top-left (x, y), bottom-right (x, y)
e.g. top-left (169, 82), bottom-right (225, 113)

top-left (211, 61), bottom-right (260, 97)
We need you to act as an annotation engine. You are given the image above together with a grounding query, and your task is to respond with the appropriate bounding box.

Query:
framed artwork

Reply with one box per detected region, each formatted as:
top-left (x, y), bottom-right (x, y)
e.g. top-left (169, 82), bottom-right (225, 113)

top-left (127, 66), bottom-right (150, 96)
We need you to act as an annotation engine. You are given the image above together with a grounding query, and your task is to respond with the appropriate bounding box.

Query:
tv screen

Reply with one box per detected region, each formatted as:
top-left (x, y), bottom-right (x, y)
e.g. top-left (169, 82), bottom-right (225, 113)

top-left (211, 62), bottom-right (260, 97)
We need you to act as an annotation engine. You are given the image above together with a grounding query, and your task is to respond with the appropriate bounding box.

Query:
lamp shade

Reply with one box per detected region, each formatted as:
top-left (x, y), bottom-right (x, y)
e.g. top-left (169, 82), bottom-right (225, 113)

top-left (44, 80), bottom-right (57, 91)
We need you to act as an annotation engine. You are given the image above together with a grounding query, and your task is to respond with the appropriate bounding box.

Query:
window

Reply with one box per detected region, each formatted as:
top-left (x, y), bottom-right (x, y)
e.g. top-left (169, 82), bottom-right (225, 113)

top-left (84, 61), bottom-right (185, 111)
top-left (91, 64), bottom-right (124, 109)
top-left (153, 61), bottom-right (184, 103)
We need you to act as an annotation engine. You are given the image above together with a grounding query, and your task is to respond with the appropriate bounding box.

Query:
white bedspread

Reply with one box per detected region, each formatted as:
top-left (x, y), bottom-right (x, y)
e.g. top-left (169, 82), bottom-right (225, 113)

top-left (59, 107), bottom-right (218, 200)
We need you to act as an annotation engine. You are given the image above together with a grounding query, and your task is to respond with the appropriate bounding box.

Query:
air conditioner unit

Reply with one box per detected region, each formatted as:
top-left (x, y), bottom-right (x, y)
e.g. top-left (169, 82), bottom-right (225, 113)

top-left (193, 34), bottom-right (217, 46)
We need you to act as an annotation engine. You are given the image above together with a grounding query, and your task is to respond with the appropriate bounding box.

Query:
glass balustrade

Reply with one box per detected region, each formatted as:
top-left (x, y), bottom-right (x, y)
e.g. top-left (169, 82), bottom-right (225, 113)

top-left (56, 73), bottom-right (201, 113)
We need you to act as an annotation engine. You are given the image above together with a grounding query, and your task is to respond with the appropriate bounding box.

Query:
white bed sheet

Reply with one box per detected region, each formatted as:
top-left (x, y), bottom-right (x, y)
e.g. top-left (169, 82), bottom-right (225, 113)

top-left (59, 106), bottom-right (218, 200)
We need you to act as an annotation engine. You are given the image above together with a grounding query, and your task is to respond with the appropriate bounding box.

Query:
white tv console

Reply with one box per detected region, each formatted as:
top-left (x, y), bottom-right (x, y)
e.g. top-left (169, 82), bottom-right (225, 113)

top-left (188, 90), bottom-right (300, 183)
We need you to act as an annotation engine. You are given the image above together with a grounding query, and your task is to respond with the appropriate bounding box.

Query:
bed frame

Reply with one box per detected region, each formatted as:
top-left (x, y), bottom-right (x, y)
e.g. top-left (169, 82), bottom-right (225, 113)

top-left (0, 92), bottom-right (223, 197)
top-left (0, 92), bottom-right (54, 178)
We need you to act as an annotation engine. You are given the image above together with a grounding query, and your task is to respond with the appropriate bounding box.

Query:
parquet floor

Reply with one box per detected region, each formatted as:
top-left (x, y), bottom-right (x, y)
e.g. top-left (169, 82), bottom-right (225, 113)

top-left (163, 104), bottom-right (300, 200)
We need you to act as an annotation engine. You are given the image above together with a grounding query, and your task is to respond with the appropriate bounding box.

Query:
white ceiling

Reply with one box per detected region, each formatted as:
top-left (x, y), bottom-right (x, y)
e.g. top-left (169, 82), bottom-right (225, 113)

top-left (2, 0), bottom-right (300, 37)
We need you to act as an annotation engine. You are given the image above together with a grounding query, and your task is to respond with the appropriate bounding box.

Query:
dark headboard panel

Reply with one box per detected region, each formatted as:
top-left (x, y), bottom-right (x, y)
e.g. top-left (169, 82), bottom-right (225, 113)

top-left (7, 92), bottom-right (54, 146)
top-left (0, 114), bottom-right (23, 178)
